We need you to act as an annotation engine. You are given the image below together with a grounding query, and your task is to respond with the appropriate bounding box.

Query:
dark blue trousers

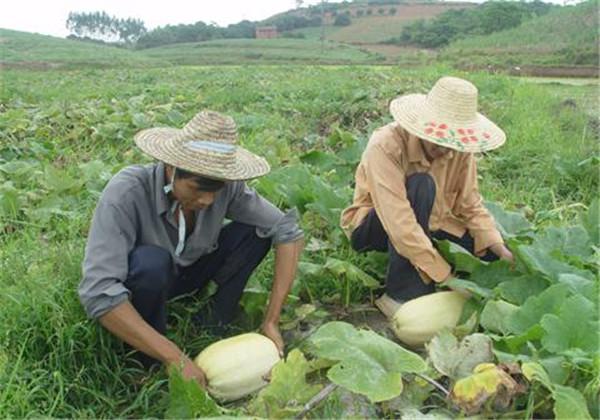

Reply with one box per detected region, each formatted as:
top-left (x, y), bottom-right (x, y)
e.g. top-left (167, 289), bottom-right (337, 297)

top-left (351, 173), bottom-right (497, 302)
top-left (124, 221), bottom-right (271, 344)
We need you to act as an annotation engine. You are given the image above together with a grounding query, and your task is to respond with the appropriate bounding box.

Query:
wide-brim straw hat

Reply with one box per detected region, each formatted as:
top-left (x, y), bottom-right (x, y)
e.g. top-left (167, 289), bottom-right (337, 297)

top-left (134, 110), bottom-right (270, 181)
top-left (390, 76), bottom-right (506, 153)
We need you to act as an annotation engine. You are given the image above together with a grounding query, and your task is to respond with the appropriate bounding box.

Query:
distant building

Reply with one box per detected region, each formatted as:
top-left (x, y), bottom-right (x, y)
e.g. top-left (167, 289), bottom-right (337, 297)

top-left (255, 26), bottom-right (278, 39)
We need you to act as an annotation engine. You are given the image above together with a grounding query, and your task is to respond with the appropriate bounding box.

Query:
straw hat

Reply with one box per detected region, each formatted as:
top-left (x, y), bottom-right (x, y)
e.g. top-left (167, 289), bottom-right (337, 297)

top-left (390, 76), bottom-right (505, 153)
top-left (134, 110), bottom-right (270, 181)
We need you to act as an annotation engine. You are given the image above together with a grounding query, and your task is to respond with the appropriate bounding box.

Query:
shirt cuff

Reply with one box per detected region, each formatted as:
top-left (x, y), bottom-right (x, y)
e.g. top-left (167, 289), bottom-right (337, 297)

top-left (472, 229), bottom-right (504, 256)
top-left (414, 251), bottom-right (452, 283)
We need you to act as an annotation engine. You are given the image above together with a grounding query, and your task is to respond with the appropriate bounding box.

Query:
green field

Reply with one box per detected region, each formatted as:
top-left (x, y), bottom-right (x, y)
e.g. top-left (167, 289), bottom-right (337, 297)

top-left (1, 60), bottom-right (598, 417)
top-left (138, 38), bottom-right (383, 65)
top-left (443, 0), bottom-right (599, 67)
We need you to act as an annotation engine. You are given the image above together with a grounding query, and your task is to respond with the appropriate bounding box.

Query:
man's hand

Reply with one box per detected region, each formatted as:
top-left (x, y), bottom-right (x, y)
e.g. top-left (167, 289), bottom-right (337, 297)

top-left (262, 321), bottom-right (284, 357)
top-left (489, 243), bottom-right (514, 263)
top-left (176, 356), bottom-right (208, 388)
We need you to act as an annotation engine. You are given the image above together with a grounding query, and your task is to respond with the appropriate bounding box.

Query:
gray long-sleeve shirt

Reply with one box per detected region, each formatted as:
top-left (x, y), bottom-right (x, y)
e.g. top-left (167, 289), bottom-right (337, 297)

top-left (79, 162), bottom-right (303, 319)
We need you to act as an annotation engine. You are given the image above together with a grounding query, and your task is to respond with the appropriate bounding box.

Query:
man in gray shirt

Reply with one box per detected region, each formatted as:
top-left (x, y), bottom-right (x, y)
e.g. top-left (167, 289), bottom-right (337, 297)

top-left (79, 110), bottom-right (303, 387)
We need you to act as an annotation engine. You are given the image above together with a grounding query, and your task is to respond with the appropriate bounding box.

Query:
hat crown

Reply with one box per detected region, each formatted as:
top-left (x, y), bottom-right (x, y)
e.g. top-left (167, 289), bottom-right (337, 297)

top-left (180, 110), bottom-right (238, 144)
top-left (427, 77), bottom-right (478, 124)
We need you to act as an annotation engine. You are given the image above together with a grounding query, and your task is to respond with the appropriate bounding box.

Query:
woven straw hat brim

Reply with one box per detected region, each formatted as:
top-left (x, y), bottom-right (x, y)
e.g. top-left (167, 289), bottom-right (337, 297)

top-left (390, 94), bottom-right (506, 153)
top-left (134, 127), bottom-right (270, 181)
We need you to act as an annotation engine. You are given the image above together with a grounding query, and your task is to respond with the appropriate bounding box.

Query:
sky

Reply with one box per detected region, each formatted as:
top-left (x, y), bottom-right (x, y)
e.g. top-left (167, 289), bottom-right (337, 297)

top-left (1, 0), bottom-right (575, 38)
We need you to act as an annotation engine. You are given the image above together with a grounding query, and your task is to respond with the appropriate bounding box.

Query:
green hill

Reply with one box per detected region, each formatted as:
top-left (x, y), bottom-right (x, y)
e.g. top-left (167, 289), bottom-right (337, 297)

top-left (0, 29), bottom-right (383, 68)
top-left (442, 0), bottom-right (599, 67)
top-left (0, 28), bottom-right (160, 68)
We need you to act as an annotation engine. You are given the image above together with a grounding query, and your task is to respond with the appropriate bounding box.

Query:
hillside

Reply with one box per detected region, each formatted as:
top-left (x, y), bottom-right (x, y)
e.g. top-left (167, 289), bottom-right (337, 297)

top-left (285, 2), bottom-right (476, 44)
top-left (0, 28), bottom-right (160, 68)
top-left (442, 0), bottom-right (599, 69)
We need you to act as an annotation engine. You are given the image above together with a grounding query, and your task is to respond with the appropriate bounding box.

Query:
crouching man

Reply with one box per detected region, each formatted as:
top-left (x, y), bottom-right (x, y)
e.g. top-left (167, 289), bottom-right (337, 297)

top-left (79, 110), bottom-right (303, 387)
top-left (341, 76), bottom-right (513, 316)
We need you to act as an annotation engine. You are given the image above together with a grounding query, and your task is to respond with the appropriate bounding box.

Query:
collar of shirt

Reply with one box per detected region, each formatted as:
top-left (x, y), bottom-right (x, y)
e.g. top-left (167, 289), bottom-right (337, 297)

top-left (154, 162), bottom-right (170, 217)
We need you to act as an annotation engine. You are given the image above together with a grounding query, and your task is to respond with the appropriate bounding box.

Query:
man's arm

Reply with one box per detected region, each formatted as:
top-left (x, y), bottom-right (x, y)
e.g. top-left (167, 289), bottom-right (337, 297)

top-left (454, 154), bottom-right (513, 262)
top-left (261, 238), bottom-right (304, 355)
top-left (99, 301), bottom-right (207, 386)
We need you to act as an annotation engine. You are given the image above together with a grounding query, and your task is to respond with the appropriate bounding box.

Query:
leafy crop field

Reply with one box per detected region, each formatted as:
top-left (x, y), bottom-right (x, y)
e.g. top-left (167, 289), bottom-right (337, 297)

top-left (138, 38), bottom-right (382, 65)
top-left (0, 64), bottom-right (598, 418)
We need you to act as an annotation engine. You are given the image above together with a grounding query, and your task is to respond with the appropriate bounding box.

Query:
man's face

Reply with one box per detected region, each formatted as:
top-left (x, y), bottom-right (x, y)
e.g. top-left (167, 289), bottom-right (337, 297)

top-left (173, 177), bottom-right (219, 211)
top-left (421, 139), bottom-right (452, 161)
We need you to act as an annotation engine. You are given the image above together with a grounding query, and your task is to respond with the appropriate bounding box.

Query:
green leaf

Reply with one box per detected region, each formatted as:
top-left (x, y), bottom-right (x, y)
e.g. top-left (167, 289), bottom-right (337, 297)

top-left (540, 295), bottom-right (599, 354)
top-left (553, 385), bottom-right (592, 420)
top-left (469, 259), bottom-right (518, 290)
top-left (480, 300), bottom-right (519, 335)
top-left (324, 258), bottom-right (380, 289)
top-left (427, 331), bottom-right (494, 380)
top-left (579, 198), bottom-right (600, 246)
top-left (308, 321), bottom-right (427, 402)
top-left (436, 240), bottom-right (484, 274)
top-left (507, 284), bottom-right (570, 335)
top-left (557, 274), bottom-right (598, 299)
top-left (165, 366), bottom-right (221, 419)
top-left (523, 363), bottom-right (592, 419)
top-left (515, 243), bottom-right (593, 282)
top-left (40, 165), bottom-right (83, 193)
top-left (522, 362), bottom-right (553, 390)
top-left (533, 226), bottom-right (592, 260)
top-left (249, 349), bottom-right (321, 419)
top-left (444, 278), bottom-right (493, 299)
top-left (497, 275), bottom-right (549, 305)
top-left (485, 201), bottom-right (533, 238)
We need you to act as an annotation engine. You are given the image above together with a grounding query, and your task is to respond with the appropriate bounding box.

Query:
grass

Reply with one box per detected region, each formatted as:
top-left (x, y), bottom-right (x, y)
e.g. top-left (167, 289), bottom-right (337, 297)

top-left (1, 64), bottom-right (598, 417)
top-left (0, 28), bottom-right (160, 68)
top-left (443, 0), bottom-right (599, 67)
top-left (138, 38), bottom-right (383, 65)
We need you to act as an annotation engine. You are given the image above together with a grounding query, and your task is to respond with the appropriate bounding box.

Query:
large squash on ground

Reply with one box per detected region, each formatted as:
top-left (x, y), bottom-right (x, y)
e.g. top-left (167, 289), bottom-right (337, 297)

top-left (391, 291), bottom-right (468, 348)
top-left (194, 333), bottom-right (280, 402)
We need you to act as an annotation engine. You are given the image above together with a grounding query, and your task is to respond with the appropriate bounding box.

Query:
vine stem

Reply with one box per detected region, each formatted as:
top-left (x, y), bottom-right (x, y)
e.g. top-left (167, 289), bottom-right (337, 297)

top-left (294, 382), bottom-right (338, 419)
top-left (415, 373), bottom-right (450, 398)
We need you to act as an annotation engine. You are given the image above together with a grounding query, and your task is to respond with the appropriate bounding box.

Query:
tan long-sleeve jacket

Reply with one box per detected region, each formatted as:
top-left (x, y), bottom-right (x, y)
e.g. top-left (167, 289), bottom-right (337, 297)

top-left (341, 123), bottom-right (503, 282)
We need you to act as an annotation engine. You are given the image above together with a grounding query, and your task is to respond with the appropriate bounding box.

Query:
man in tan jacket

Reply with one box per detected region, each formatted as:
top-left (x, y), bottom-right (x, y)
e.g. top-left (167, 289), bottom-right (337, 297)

top-left (341, 77), bottom-right (513, 311)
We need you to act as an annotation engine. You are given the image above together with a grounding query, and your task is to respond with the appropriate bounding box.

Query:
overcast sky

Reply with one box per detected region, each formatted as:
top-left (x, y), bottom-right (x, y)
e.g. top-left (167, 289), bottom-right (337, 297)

top-left (1, 0), bottom-right (574, 38)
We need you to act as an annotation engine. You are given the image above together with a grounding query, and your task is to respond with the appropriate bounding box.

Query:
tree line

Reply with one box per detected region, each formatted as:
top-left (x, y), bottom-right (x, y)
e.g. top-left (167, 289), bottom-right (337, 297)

top-left (389, 1), bottom-right (557, 48)
top-left (66, 11), bottom-right (146, 45)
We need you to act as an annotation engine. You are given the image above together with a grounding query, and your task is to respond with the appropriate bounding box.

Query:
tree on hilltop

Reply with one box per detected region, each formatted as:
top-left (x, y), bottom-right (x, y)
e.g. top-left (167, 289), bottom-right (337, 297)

top-left (66, 11), bottom-right (146, 45)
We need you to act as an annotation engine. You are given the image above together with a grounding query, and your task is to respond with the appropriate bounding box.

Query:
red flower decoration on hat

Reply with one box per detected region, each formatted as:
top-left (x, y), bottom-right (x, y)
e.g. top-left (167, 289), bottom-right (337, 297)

top-left (469, 136), bottom-right (478, 142)
top-left (438, 123), bottom-right (448, 130)
top-left (467, 128), bottom-right (474, 135)
top-left (426, 121), bottom-right (436, 127)
top-left (435, 131), bottom-right (445, 138)
top-left (483, 132), bottom-right (491, 139)
top-left (460, 137), bottom-right (470, 144)
top-left (457, 128), bottom-right (466, 135)
top-left (424, 127), bottom-right (434, 135)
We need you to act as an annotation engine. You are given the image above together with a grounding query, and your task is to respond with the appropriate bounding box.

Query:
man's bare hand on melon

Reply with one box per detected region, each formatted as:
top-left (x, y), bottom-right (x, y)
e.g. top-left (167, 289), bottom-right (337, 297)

top-left (176, 356), bottom-right (207, 388)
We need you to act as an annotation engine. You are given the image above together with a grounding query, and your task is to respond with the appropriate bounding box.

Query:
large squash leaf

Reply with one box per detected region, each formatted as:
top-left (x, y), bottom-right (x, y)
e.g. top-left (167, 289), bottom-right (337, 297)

top-left (485, 201), bottom-right (533, 238)
top-left (249, 349), bottom-right (321, 419)
top-left (540, 295), bottom-right (599, 354)
top-left (507, 284), bottom-right (570, 335)
top-left (165, 366), bottom-right (222, 419)
top-left (308, 321), bottom-right (427, 402)
top-left (427, 331), bottom-right (494, 380)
